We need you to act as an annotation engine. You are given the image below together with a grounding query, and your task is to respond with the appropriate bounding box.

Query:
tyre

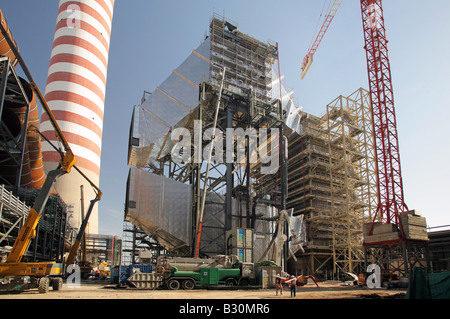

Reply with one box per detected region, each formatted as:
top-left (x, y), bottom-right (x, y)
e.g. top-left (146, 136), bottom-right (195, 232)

top-left (82, 272), bottom-right (91, 280)
top-left (52, 277), bottom-right (63, 291)
top-left (239, 278), bottom-right (250, 286)
top-left (182, 279), bottom-right (195, 290)
top-left (38, 277), bottom-right (50, 293)
top-left (225, 278), bottom-right (237, 286)
top-left (167, 279), bottom-right (180, 290)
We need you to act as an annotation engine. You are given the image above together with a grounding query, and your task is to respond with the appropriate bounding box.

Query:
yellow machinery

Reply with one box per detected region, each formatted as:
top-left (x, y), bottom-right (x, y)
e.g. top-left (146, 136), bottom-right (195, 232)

top-left (95, 262), bottom-right (110, 279)
top-left (0, 15), bottom-right (101, 293)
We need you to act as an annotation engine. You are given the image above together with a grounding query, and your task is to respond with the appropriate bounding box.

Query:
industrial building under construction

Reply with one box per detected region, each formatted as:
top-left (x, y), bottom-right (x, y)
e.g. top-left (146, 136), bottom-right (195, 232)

top-left (0, 1), bottom-right (449, 299)
top-left (122, 12), bottom-right (435, 282)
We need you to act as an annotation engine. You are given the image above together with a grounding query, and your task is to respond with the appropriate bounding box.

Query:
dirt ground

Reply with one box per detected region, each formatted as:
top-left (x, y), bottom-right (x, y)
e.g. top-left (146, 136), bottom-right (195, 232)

top-left (0, 279), bottom-right (407, 300)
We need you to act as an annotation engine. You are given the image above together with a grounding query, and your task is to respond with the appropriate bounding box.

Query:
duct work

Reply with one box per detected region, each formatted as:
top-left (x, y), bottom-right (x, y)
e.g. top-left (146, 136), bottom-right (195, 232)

top-left (0, 9), bottom-right (46, 190)
top-left (0, 10), bottom-right (18, 67)
top-left (125, 15), bottom-right (302, 258)
top-left (125, 167), bottom-right (192, 254)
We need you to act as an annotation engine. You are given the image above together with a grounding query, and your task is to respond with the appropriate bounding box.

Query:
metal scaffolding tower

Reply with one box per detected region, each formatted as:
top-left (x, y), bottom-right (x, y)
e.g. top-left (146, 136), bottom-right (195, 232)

top-left (286, 88), bottom-right (376, 278)
top-left (325, 88), bottom-right (376, 275)
top-left (124, 14), bottom-right (297, 266)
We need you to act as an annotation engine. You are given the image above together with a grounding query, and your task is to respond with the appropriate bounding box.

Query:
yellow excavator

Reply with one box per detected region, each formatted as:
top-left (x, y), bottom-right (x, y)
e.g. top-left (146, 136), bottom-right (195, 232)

top-left (0, 13), bottom-right (101, 293)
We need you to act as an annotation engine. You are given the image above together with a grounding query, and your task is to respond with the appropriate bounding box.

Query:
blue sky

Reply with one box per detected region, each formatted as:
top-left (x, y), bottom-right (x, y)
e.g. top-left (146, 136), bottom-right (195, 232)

top-left (2, 1), bottom-right (449, 236)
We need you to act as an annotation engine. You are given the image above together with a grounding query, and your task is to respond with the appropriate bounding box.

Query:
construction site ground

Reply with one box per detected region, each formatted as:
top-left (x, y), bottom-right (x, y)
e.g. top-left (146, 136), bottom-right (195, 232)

top-left (0, 279), bottom-right (407, 299)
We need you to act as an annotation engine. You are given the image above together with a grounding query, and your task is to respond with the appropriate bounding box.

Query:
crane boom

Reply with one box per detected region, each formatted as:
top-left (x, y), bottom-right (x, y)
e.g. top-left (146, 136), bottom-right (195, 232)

top-left (0, 18), bottom-right (101, 271)
top-left (360, 0), bottom-right (408, 233)
top-left (301, 0), bottom-right (343, 79)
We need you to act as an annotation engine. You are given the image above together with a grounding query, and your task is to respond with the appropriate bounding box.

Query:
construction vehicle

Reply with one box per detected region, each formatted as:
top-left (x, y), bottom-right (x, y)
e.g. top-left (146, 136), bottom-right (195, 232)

top-left (154, 255), bottom-right (256, 290)
top-left (93, 261), bottom-right (110, 279)
top-left (0, 14), bottom-right (101, 293)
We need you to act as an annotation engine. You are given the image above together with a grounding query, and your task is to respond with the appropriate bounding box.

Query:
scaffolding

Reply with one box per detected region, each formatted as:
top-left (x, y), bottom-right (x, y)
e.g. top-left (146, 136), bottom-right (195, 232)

top-left (83, 234), bottom-right (122, 267)
top-left (209, 15), bottom-right (277, 103)
top-left (325, 88), bottom-right (376, 275)
top-left (0, 184), bottom-right (75, 263)
top-left (122, 220), bottom-right (165, 265)
top-left (286, 88), bottom-right (376, 279)
top-left (124, 17), bottom-right (381, 276)
top-left (0, 57), bottom-right (30, 190)
top-left (124, 14), bottom-right (295, 264)
top-left (0, 184), bottom-right (29, 259)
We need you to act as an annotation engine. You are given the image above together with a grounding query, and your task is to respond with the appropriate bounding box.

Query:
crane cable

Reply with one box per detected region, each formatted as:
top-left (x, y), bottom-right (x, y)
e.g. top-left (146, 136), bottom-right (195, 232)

top-left (308, 0), bottom-right (331, 50)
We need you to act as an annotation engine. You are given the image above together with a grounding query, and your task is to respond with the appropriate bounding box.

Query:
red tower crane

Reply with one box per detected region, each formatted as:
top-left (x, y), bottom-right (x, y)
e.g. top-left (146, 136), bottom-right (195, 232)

top-left (300, 0), bottom-right (343, 79)
top-left (301, 0), bottom-right (409, 240)
top-left (360, 0), bottom-right (408, 236)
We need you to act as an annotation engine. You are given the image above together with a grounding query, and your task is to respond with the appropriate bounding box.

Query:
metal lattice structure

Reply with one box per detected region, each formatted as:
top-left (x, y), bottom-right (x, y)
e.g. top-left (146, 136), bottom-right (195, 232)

top-left (285, 88), bottom-right (376, 278)
top-left (361, 0), bottom-right (408, 228)
top-left (325, 88), bottom-right (376, 275)
top-left (360, 0), bottom-right (430, 280)
top-left (0, 184), bottom-right (73, 263)
top-left (0, 57), bottom-right (31, 190)
top-left (300, 0), bottom-right (343, 79)
top-left (124, 14), bottom-right (300, 264)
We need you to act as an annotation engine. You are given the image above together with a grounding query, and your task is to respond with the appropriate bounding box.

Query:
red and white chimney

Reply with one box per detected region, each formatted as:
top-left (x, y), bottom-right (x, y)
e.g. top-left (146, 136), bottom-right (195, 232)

top-left (40, 0), bottom-right (114, 234)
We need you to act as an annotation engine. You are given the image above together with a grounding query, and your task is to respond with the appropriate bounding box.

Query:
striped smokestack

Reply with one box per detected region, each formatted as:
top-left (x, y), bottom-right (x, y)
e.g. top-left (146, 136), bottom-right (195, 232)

top-left (40, 0), bottom-right (114, 234)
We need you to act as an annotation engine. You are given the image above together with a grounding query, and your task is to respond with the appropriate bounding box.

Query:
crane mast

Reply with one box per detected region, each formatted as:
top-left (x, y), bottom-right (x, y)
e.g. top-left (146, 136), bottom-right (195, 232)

top-left (301, 0), bottom-right (409, 233)
top-left (360, 0), bottom-right (408, 230)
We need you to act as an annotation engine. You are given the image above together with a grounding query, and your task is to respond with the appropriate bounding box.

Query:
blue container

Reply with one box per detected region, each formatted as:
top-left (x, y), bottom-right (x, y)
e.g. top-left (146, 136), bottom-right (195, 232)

top-left (129, 264), bottom-right (152, 274)
top-left (118, 265), bottom-right (153, 285)
top-left (110, 266), bottom-right (127, 284)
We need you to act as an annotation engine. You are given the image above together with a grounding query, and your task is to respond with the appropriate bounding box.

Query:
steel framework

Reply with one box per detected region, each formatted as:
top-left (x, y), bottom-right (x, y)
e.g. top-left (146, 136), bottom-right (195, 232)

top-left (124, 15), bottom-right (291, 266)
top-left (0, 184), bottom-right (71, 263)
top-left (360, 0), bottom-right (431, 280)
top-left (300, 0), bottom-right (343, 79)
top-left (285, 89), bottom-right (376, 278)
top-left (361, 0), bottom-right (408, 229)
top-left (325, 88), bottom-right (376, 275)
top-left (364, 242), bottom-right (430, 280)
top-left (0, 57), bottom-right (30, 190)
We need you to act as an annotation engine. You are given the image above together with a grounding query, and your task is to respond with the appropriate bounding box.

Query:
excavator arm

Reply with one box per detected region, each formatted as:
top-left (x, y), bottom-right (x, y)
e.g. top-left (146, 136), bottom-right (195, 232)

top-left (0, 19), bottom-right (101, 270)
top-left (65, 166), bottom-right (102, 267)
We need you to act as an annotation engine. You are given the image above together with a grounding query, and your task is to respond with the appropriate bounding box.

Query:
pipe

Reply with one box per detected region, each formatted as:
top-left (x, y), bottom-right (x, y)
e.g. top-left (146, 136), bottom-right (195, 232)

top-left (0, 82), bottom-right (33, 187)
top-left (0, 75), bottom-right (46, 189)
top-left (0, 109), bottom-right (33, 188)
top-left (0, 8), bottom-right (47, 190)
top-left (17, 78), bottom-right (46, 189)
top-left (10, 78), bottom-right (46, 189)
top-left (0, 9), bottom-right (18, 68)
top-left (0, 107), bottom-right (21, 139)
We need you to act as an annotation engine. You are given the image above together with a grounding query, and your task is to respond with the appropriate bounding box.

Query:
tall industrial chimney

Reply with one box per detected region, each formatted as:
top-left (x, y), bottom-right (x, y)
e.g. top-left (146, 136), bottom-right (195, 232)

top-left (40, 0), bottom-right (115, 234)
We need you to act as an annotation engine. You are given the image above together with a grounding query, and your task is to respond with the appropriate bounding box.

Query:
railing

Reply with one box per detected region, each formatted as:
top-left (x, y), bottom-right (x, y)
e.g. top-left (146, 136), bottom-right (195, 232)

top-left (0, 184), bottom-right (30, 218)
top-left (0, 184), bottom-right (30, 246)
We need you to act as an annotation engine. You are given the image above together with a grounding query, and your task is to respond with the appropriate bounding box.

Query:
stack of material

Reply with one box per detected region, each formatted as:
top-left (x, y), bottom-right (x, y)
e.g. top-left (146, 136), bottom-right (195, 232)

top-left (363, 222), bottom-right (401, 244)
top-left (363, 210), bottom-right (429, 244)
top-left (400, 211), bottom-right (429, 241)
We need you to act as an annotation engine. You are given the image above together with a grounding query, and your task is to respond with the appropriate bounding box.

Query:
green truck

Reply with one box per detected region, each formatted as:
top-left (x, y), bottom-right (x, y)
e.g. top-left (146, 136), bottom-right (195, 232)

top-left (155, 255), bottom-right (255, 290)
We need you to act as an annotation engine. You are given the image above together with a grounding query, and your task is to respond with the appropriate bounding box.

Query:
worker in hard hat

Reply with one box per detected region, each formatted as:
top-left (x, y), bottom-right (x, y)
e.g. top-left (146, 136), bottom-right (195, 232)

top-left (275, 274), bottom-right (283, 295)
top-left (289, 276), bottom-right (297, 297)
